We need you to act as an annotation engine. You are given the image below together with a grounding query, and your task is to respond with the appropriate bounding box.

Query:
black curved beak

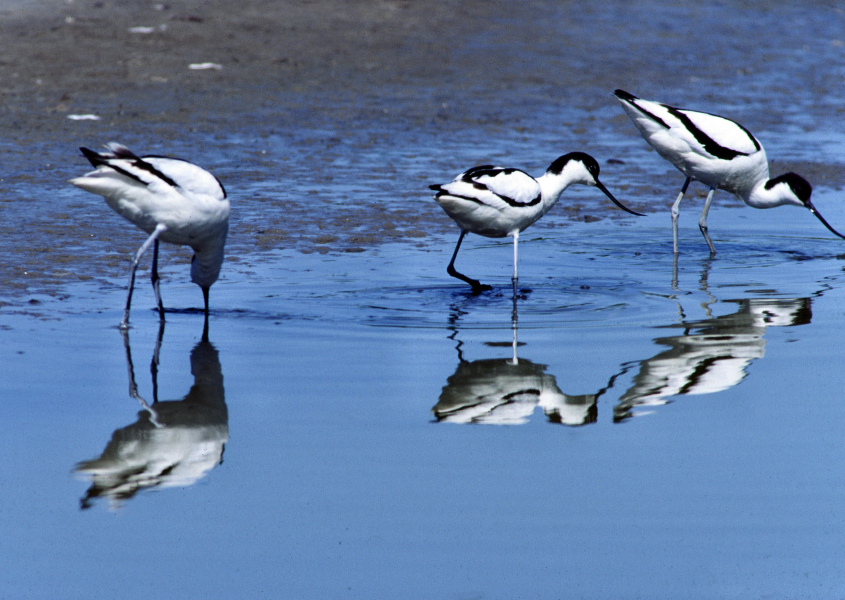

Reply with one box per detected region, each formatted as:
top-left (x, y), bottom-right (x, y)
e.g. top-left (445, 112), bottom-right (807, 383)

top-left (596, 180), bottom-right (645, 217)
top-left (807, 201), bottom-right (845, 239)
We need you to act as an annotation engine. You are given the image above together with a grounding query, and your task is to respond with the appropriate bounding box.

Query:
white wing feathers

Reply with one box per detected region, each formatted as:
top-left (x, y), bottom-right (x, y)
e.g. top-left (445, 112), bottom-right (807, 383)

top-left (438, 166), bottom-right (541, 207)
top-left (79, 143), bottom-right (226, 200)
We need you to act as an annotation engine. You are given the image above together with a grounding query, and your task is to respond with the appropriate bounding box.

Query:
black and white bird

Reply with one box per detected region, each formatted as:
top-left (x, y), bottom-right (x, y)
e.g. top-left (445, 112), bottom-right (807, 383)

top-left (430, 152), bottom-right (643, 294)
top-left (71, 143), bottom-right (230, 329)
top-left (614, 89), bottom-right (845, 254)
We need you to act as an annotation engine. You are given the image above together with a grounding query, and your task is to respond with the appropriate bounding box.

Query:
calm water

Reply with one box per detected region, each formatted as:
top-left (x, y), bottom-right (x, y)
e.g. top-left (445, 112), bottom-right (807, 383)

top-left (4, 211), bottom-right (845, 599)
top-left (4, 2), bottom-right (845, 599)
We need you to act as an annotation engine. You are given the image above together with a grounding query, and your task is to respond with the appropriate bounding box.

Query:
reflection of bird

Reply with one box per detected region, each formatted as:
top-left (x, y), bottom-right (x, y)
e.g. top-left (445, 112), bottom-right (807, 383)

top-left (430, 152), bottom-right (643, 294)
top-left (434, 357), bottom-right (593, 425)
top-left (433, 313), bottom-right (608, 426)
top-left (614, 90), bottom-right (845, 254)
top-left (71, 143), bottom-right (230, 329)
top-left (615, 297), bottom-right (811, 421)
top-left (541, 393), bottom-right (599, 427)
top-left (75, 330), bottom-right (228, 509)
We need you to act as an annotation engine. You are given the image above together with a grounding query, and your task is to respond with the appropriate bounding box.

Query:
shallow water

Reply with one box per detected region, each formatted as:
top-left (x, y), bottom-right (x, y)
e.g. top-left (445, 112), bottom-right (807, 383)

top-left (5, 212), bottom-right (845, 599)
top-left (4, 1), bottom-right (845, 599)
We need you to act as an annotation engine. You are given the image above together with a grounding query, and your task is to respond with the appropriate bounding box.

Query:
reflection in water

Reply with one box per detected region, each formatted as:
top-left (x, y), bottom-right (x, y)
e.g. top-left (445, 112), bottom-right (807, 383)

top-left (75, 325), bottom-right (228, 509)
top-left (434, 265), bottom-right (815, 426)
top-left (614, 297), bottom-right (811, 422)
top-left (433, 304), bottom-right (618, 426)
top-left (435, 356), bottom-right (599, 426)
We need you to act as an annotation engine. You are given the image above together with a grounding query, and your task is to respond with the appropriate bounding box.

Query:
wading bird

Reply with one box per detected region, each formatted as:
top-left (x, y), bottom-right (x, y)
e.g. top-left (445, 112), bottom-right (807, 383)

top-left (614, 89), bottom-right (845, 254)
top-left (71, 143), bottom-right (230, 329)
top-left (430, 152), bottom-right (643, 294)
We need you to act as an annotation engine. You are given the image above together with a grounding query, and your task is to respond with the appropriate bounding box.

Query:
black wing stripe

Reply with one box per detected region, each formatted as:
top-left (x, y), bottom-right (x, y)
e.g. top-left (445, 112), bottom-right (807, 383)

top-left (500, 192), bottom-right (541, 207)
top-left (617, 90), bottom-right (760, 160)
top-left (437, 190), bottom-right (541, 208)
top-left (615, 91), bottom-right (671, 129)
top-left (461, 165), bottom-right (498, 179)
top-left (79, 147), bottom-right (179, 189)
top-left (109, 145), bottom-right (141, 160)
top-left (79, 147), bottom-right (111, 168)
top-left (435, 191), bottom-right (486, 206)
top-left (144, 154), bottom-right (227, 198)
top-left (132, 158), bottom-right (179, 188)
top-left (460, 166), bottom-right (540, 207)
top-left (101, 162), bottom-right (147, 186)
top-left (666, 106), bottom-right (759, 161)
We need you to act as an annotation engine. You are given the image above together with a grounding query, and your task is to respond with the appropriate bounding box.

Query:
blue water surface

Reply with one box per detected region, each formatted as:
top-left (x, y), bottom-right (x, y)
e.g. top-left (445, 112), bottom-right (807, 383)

top-left (3, 208), bottom-right (845, 599)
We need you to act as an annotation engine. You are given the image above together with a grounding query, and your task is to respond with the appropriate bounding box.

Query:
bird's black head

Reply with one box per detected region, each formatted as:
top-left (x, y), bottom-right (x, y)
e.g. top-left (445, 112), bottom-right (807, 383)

top-left (769, 172), bottom-right (845, 240)
top-left (766, 172), bottom-right (812, 207)
top-left (546, 152), bottom-right (645, 216)
top-left (547, 152), bottom-right (599, 177)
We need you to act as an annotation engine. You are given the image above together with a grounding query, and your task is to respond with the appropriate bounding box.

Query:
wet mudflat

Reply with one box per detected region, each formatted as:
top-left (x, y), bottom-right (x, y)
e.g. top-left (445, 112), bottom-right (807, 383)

top-left (2, 1), bottom-right (845, 599)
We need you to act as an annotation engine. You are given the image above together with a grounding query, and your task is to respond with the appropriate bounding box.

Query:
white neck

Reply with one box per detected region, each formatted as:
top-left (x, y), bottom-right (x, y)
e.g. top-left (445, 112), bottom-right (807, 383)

top-left (537, 163), bottom-right (593, 214)
top-left (191, 225), bottom-right (228, 288)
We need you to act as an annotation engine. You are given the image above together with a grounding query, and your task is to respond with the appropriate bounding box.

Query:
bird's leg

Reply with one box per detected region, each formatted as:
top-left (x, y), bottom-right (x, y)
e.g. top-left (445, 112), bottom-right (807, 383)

top-left (151, 239), bottom-right (165, 320)
top-left (150, 320), bottom-right (165, 404)
top-left (201, 286), bottom-right (211, 340)
top-left (120, 327), bottom-right (139, 401)
top-left (202, 308), bottom-right (210, 343)
top-left (120, 324), bottom-right (162, 427)
top-left (699, 187), bottom-right (717, 256)
top-left (447, 230), bottom-right (492, 293)
top-left (121, 223), bottom-right (167, 329)
top-left (511, 231), bottom-right (519, 298)
top-left (671, 177), bottom-right (692, 254)
top-left (202, 286), bottom-right (210, 315)
top-left (671, 251), bottom-right (680, 291)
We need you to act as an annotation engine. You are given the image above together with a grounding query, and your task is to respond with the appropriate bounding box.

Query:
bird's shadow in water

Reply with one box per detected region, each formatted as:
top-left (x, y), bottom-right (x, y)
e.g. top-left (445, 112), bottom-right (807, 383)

top-left (74, 321), bottom-right (229, 510)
